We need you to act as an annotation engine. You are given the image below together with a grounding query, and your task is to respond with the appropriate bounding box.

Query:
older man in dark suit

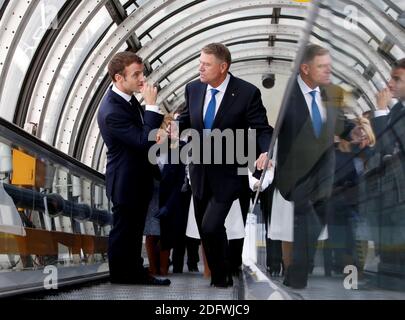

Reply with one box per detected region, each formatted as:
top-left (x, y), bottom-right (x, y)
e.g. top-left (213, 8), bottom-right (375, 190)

top-left (97, 51), bottom-right (169, 285)
top-left (274, 45), bottom-right (351, 289)
top-left (177, 43), bottom-right (272, 287)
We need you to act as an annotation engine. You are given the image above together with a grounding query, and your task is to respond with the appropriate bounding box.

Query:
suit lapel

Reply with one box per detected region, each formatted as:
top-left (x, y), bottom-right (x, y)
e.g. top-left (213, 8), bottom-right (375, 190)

top-left (292, 82), bottom-right (311, 135)
top-left (321, 88), bottom-right (335, 137)
top-left (388, 102), bottom-right (405, 125)
top-left (295, 84), bottom-right (332, 139)
top-left (389, 102), bottom-right (405, 143)
top-left (191, 83), bottom-right (206, 131)
top-left (109, 89), bottom-right (143, 125)
top-left (212, 75), bottom-right (237, 129)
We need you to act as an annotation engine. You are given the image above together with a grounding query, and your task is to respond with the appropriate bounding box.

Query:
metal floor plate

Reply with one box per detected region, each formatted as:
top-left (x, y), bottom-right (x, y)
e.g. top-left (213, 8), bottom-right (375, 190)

top-left (268, 268), bottom-right (405, 300)
top-left (33, 267), bottom-right (241, 300)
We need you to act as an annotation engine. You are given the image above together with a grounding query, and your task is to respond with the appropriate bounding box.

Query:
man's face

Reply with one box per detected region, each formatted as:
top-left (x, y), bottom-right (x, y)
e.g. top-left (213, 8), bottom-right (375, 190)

top-left (302, 54), bottom-right (332, 87)
top-left (115, 62), bottom-right (145, 94)
top-left (198, 52), bottom-right (228, 86)
top-left (388, 67), bottom-right (405, 100)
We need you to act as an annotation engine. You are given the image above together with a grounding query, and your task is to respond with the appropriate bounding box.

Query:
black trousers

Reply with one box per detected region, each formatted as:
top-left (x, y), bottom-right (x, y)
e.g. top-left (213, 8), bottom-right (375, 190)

top-left (186, 237), bottom-right (201, 267)
top-left (228, 192), bottom-right (251, 272)
top-left (289, 185), bottom-right (329, 287)
top-left (108, 201), bottom-right (149, 281)
top-left (171, 189), bottom-right (202, 271)
top-left (261, 187), bottom-right (283, 271)
top-left (193, 191), bottom-right (233, 283)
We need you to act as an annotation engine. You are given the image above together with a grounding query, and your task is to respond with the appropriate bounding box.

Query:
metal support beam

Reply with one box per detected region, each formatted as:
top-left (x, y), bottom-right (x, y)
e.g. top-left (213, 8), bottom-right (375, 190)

top-left (269, 7), bottom-right (281, 47)
top-left (105, 0), bottom-right (141, 50)
top-left (0, 0), bottom-right (39, 121)
top-left (26, 0), bottom-right (109, 145)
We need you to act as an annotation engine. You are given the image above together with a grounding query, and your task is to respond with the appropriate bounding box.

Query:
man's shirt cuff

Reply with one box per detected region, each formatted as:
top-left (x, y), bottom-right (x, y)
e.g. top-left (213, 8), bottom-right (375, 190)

top-left (145, 105), bottom-right (164, 115)
top-left (374, 109), bottom-right (389, 117)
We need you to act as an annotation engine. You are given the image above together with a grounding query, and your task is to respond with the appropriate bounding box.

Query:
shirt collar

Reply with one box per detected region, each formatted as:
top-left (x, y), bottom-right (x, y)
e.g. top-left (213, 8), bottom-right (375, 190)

top-left (297, 74), bottom-right (320, 96)
top-left (207, 73), bottom-right (231, 94)
top-left (112, 84), bottom-right (132, 103)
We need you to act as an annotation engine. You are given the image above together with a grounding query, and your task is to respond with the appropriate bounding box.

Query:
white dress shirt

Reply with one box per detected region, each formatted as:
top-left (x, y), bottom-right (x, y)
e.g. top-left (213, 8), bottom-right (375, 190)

top-left (374, 100), bottom-right (404, 118)
top-left (374, 109), bottom-right (390, 117)
top-left (203, 73), bottom-right (231, 119)
top-left (297, 74), bottom-right (326, 123)
top-left (112, 84), bottom-right (163, 119)
top-left (156, 153), bottom-right (168, 172)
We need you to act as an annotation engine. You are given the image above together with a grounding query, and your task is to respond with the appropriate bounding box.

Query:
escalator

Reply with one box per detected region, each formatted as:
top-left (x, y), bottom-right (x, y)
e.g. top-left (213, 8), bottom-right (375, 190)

top-left (0, 117), bottom-right (243, 300)
top-left (0, 117), bottom-right (111, 298)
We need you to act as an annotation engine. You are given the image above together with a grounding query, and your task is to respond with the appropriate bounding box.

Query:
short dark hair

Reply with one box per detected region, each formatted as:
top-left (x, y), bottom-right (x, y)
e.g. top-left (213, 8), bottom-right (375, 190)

top-left (201, 43), bottom-right (232, 68)
top-left (302, 44), bottom-right (329, 64)
top-left (108, 51), bottom-right (143, 82)
top-left (393, 58), bottom-right (405, 70)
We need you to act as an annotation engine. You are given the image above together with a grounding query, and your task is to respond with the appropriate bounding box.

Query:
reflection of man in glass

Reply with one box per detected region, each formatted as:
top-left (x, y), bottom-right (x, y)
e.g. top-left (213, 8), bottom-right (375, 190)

top-left (372, 58), bottom-right (405, 282)
top-left (374, 58), bottom-right (405, 154)
top-left (275, 45), bottom-right (352, 289)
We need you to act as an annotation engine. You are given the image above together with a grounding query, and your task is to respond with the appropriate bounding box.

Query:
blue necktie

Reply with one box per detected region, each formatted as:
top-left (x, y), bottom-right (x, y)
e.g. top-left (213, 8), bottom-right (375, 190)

top-left (309, 90), bottom-right (322, 138)
top-left (204, 88), bottom-right (219, 129)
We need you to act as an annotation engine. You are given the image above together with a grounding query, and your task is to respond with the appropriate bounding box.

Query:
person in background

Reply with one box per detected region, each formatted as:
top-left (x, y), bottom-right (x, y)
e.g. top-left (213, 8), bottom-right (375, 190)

top-left (154, 114), bottom-right (189, 276)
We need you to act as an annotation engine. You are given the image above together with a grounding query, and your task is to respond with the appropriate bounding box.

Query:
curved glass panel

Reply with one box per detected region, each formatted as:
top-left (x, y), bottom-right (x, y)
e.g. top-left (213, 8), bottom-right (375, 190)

top-left (252, 0), bottom-right (405, 298)
top-left (0, 118), bottom-right (110, 295)
top-left (41, 7), bottom-right (113, 144)
top-left (0, 0), bottom-right (6, 11)
top-left (1, 0), bottom-right (65, 121)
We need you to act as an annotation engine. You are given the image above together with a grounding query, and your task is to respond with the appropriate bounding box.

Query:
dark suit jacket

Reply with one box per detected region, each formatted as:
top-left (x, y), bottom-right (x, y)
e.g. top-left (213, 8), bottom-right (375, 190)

top-left (274, 80), bottom-right (347, 202)
top-left (158, 154), bottom-right (188, 250)
top-left (371, 101), bottom-right (405, 156)
top-left (178, 74), bottom-right (272, 202)
top-left (97, 88), bottom-right (163, 205)
top-left (332, 146), bottom-right (361, 206)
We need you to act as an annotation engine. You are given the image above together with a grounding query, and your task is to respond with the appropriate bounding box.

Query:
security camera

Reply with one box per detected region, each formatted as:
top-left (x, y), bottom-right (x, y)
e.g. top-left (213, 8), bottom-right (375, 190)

top-left (262, 73), bottom-right (275, 89)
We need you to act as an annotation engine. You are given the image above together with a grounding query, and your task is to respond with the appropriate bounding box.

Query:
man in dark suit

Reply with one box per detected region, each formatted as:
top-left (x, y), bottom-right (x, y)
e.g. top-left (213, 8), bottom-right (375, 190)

top-left (97, 51), bottom-right (170, 285)
top-left (373, 58), bottom-right (405, 154)
top-left (274, 45), bottom-right (349, 289)
top-left (371, 58), bottom-right (405, 277)
top-left (177, 43), bottom-right (272, 287)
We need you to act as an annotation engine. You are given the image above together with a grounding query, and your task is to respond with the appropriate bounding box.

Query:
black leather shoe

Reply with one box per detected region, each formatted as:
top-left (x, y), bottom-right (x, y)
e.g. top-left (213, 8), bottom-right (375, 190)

top-left (282, 265), bottom-right (307, 289)
top-left (140, 276), bottom-right (171, 286)
top-left (308, 264), bottom-right (314, 275)
top-left (111, 276), bottom-right (171, 286)
top-left (212, 273), bottom-right (233, 288)
top-left (283, 273), bottom-right (290, 287)
top-left (267, 264), bottom-right (282, 277)
top-left (230, 267), bottom-right (242, 277)
top-left (187, 263), bottom-right (199, 272)
top-left (173, 267), bottom-right (183, 273)
top-left (290, 279), bottom-right (306, 289)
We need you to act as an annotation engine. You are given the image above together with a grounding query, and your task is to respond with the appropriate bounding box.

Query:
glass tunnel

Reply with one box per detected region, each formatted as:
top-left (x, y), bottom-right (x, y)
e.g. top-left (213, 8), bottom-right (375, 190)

top-left (0, 0), bottom-right (405, 300)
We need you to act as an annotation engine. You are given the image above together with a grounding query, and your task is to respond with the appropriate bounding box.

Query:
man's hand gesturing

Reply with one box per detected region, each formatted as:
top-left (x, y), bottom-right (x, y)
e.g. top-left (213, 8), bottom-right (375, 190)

top-left (140, 83), bottom-right (158, 105)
